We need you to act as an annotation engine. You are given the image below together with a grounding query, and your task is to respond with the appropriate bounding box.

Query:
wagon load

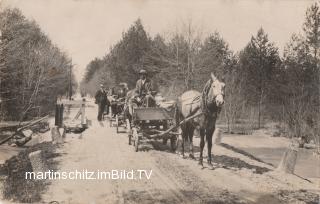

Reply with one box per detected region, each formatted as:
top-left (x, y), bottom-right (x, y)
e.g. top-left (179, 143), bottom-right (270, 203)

top-left (155, 94), bottom-right (176, 117)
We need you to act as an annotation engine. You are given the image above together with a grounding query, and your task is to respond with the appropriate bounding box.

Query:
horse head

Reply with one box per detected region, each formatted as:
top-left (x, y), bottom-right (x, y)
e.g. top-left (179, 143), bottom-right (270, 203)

top-left (207, 73), bottom-right (225, 108)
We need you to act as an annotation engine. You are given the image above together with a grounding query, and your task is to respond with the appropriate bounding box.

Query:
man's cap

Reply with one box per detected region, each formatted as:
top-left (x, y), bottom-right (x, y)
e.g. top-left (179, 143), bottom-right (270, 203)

top-left (139, 69), bottom-right (147, 74)
top-left (100, 84), bottom-right (104, 87)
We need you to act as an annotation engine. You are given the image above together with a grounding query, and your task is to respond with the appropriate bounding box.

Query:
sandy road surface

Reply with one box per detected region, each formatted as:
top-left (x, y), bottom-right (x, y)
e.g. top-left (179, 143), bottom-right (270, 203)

top-left (42, 103), bottom-right (318, 204)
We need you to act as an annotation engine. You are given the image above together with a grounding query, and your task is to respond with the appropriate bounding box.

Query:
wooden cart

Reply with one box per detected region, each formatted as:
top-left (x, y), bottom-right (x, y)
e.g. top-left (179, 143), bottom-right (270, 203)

top-left (128, 107), bottom-right (179, 152)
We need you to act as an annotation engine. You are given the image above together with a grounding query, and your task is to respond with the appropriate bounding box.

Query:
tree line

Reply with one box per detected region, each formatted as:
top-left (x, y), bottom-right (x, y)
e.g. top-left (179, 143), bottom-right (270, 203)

top-left (0, 8), bottom-right (77, 121)
top-left (81, 3), bottom-right (319, 144)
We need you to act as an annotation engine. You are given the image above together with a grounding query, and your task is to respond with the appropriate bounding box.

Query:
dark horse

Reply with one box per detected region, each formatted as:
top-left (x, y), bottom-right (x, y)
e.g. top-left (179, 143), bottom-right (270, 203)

top-left (175, 73), bottom-right (225, 166)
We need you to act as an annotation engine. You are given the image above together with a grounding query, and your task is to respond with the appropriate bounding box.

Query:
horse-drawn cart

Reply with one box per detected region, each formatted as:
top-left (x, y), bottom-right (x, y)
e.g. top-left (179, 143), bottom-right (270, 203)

top-left (109, 97), bottom-right (130, 133)
top-left (128, 107), bottom-right (179, 152)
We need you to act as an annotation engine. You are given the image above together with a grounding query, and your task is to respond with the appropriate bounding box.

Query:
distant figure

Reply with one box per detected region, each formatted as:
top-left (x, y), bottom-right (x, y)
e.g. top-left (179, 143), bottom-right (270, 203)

top-left (95, 84), bottom-right (108, 121)
top-left (110, 83), bottom-right (128, 118)
top-left (118, 83), bottom-right (129, 98)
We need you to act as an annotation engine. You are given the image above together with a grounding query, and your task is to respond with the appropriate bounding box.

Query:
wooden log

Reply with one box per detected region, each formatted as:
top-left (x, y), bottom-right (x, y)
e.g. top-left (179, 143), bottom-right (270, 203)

top-left (0, 121), bottom-right (30, 130)
top-left (51, 126), bottom-right (63, 144)
top-left (277, 146), bottom-right (298, 174)
top-left (213, 128), bottom-right (222, 145)
top-left (17, 115), bottom-right (49, 132)
top-left (0, 116), bottom-right (48, 145)
top-left (15, 130), bottom-right (32, 146)
top-left (28, 150), bottom-right (48, 172)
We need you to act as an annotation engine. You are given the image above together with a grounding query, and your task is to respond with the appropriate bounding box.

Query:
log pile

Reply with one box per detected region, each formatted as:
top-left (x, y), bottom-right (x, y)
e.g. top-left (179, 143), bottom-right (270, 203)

top-left (0, 115), bottom-right (49, 146)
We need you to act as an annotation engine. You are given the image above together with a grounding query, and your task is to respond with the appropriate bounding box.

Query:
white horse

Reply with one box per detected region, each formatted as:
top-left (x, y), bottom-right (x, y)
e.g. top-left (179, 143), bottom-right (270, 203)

top-left (176, 73), bottom-right (225, 166)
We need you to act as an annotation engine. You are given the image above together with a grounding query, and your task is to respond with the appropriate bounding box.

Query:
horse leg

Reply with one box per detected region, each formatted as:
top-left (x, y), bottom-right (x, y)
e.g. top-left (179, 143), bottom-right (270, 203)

top-left (198, 128), bottom-right (205, 166)
top-left (181, 127), bottom-right (186, 158)
top-left (188, 126), bottom-right (195, 159)
top-left (206, 127), bottom-right (215, 166)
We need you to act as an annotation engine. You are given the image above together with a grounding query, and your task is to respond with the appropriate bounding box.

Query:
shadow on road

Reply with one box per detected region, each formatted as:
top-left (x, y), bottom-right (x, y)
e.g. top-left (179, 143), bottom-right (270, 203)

top-left (150, 140), bottom-right (271, 174)
top-left (220, 143), bottom-right (275, 167)
top-left (253, 189), bottom-right (320, 204)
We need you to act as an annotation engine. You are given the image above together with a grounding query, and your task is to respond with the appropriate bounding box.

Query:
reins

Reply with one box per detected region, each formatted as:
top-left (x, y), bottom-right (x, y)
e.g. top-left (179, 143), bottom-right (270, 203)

top-left (181, 95), bottom-right (201, 105)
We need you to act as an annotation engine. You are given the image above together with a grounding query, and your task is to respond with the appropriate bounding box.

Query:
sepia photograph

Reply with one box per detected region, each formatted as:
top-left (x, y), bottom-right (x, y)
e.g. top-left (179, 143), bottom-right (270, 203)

top-left (0, 0), bottom-right (319, 203)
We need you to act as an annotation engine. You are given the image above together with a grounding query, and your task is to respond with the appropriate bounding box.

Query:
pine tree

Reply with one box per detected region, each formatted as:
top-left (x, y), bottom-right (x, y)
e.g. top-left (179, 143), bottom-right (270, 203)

top-left (239, 28), bottom-right (280, 128)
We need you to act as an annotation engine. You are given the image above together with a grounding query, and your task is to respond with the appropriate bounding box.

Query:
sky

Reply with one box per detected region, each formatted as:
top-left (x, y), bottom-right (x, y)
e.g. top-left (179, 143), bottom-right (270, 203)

top-left (1, 0), bottom-right (316, 81)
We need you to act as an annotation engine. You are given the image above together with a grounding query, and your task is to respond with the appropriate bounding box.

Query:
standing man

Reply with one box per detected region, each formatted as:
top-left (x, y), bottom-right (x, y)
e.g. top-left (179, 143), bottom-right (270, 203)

top-left (95, 84), bottom-right (108, 121)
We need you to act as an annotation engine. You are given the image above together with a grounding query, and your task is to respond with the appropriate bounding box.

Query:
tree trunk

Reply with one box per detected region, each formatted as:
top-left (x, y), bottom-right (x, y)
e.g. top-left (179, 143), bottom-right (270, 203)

top-left (258, 89), bottom-right (264, 129)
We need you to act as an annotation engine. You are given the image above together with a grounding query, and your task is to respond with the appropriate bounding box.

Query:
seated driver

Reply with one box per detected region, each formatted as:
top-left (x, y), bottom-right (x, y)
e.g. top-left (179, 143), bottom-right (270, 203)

top-left (134, 69), bottom-right (155, 107)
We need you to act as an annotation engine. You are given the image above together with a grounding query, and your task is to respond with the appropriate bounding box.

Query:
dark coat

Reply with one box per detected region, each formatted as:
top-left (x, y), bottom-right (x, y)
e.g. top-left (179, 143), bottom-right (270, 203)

top-left (95, 89), bottom-right (108, 105)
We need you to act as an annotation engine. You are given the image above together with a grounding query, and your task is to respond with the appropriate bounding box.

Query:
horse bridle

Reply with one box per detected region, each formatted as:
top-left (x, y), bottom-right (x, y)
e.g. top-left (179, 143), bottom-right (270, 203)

top-left (202, 81), bottom-right (223, 115)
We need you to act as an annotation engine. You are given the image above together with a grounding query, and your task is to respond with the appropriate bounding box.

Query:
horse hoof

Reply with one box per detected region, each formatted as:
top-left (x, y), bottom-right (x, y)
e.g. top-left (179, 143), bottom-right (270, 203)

top-left (189, 154), bottom-right (195, 160)
top-left (198, 161), bottom-right (203, 166)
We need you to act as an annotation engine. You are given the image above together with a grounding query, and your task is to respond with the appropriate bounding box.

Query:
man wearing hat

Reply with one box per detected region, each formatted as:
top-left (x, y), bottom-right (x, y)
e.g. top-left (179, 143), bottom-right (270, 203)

top-left (134, 69), bottom-right (155, 107)
top-left (95, 84), bottom-right (108, 121)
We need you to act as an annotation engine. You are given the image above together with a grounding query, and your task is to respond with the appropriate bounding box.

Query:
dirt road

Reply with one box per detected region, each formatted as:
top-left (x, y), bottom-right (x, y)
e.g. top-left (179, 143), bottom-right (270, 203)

top-left (42, 102), bottom-right (319, 204)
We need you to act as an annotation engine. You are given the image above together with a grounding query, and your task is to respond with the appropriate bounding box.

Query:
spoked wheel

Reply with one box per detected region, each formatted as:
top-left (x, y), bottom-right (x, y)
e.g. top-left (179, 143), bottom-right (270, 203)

top-left (132, 128), bottom-right (139, 152)
top-left (127, 119), bottom-right (132, 145)
top-left (126, 119), bottom-right (131, 133)
top-left (128, 130), bottom-right (132, 145)
top-left (116, 115), bottom-right (119, 133)
top-left (135, 134), bottom-right (140, 152)
top-left (109, 117), bottom-right (113, 127)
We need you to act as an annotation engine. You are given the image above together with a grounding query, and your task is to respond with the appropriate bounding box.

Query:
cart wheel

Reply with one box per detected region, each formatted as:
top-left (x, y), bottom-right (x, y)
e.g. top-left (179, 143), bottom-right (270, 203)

top-left (109, 117), bottom-right (112, 127)
top-left (126, 119), bottom-right (131, 133)
top-left (128, 132), bottom-right (132, 145)
top-left (162, 138), bottom-right (168, 145)
top-left (135, 134), bottom-right (140, 152)
top-left (170, 135), bottom-right (178, 152)
top-left (132, 128), bottom-right (139, 152)
top-left (116, 115), bottom-right (119, 133)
